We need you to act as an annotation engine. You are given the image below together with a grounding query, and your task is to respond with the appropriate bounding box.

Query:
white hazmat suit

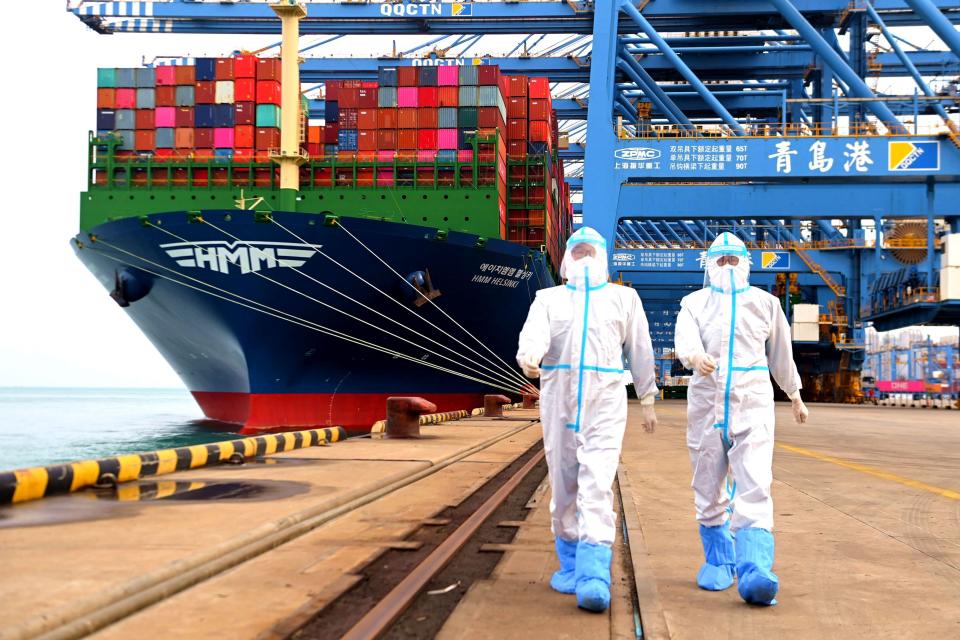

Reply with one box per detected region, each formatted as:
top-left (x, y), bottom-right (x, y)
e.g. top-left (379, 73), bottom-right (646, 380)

top-left (674, 232), bottom-right (808, 605)
top-left (517, 226), bottom-right (658, 612)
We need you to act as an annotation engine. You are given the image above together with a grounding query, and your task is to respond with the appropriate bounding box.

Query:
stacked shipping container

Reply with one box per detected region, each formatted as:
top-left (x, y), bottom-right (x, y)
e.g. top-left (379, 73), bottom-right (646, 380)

top-left (93, 59), bottom-right (573, 268)
top-left (96, 55), bottom-right (285, 161)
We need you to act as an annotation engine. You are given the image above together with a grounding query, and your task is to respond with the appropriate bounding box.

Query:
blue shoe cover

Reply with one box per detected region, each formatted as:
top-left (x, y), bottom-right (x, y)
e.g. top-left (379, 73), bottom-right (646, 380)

top-left (697, 523), bottom-right (735, 591)
top-left (575, 542), bottom-right (612, 612)
top-left (550, 537), bottom-right (577, 594)
top-left (735, 528), bottom-right (779, 605)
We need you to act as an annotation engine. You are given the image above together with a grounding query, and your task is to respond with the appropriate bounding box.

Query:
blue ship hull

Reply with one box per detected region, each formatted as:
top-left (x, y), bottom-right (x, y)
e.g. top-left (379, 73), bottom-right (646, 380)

top-left (73, 212), bottom-right (553, 431)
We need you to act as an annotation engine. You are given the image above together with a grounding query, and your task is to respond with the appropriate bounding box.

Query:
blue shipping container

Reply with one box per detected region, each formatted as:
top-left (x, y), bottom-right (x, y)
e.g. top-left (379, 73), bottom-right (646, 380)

top-left (214, 104), bottom-right (235, 127)
top-left (194, 105), bottom-right (216, 128)
top-left (97, 109), bottom-right (116, 130)
top-left (324, 100), bottom-right (340, 122)
top-left (337, 129), bottom-right (358, 150)
top-left (115, 68), bottom-right (136, 88)
top-left (195, 58), bottom-right (217, 81)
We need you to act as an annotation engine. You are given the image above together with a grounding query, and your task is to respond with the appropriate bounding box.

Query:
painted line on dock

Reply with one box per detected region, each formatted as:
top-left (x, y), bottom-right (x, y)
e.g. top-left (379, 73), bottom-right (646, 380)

top-left (0, 427), bottom-right (346, 506)
top-left (777, 443), bottom-right (960, 501)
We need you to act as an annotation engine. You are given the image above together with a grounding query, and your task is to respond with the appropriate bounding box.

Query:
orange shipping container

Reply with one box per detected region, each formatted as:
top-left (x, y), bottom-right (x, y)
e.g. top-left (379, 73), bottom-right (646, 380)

top-left (398, 108), bottom-right (418, 129)
top-left (97, 88), bottom-right (116, 109)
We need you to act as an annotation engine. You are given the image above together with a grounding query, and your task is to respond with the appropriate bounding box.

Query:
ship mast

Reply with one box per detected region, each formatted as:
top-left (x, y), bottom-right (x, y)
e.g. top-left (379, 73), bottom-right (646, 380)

top-left (270, 0), bottom-right (307, 211)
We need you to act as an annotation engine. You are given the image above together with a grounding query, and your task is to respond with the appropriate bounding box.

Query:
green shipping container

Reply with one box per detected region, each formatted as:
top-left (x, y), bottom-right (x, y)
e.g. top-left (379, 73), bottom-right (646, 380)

top-left (256, 104), bottom-right (281, 127)
top-left (97, 68), bottom-right (116, 88)
top-left (457, 107), bottom-right (478, 128)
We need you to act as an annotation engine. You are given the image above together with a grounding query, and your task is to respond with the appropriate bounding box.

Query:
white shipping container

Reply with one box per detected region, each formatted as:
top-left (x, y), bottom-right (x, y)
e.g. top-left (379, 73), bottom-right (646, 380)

top-left (941, 233), bottom-right (960, 268)
top-left (215, 80), bottom-right (234, 104)
top-left (940, 267), bottom-right (960, 301)
top-left (792, 304), bottom-right (820, 323)
top-left (792, 322), bottom-right (820, 342)
top-left (943, 233), bottom-right (960, 263)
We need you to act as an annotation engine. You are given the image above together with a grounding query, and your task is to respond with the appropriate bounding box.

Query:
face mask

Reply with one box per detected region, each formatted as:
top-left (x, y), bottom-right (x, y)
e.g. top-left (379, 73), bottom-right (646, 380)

top-left (566, 255), bottom-right (606, 288)
top-left (707, 258), bottom-right (749, 292)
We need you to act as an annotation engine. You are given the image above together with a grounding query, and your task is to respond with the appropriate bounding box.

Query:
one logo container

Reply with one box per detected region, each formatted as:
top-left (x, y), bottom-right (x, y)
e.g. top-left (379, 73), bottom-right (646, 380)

top-left (614, 147), bottom-right (661, 161)
top-left (760, 251), bottom-right (790, 270)
top-left (888, 141), bottom-right (940, 171)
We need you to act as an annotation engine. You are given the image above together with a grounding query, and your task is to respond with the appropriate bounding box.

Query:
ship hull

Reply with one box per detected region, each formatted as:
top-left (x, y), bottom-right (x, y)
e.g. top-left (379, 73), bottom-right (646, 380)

top-left (73, 211), bottom-right (552, 432)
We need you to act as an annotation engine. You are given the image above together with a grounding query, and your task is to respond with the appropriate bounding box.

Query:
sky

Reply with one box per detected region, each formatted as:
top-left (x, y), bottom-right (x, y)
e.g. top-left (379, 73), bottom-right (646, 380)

top-left (0, 4), bottom-right (954, 388)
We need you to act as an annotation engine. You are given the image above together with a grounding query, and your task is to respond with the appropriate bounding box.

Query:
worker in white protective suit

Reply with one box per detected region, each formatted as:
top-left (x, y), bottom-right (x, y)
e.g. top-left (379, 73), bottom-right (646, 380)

top-left (516, 226), bottom-right (659, 613)
top-left (674, 232), bottom-right (809, 606)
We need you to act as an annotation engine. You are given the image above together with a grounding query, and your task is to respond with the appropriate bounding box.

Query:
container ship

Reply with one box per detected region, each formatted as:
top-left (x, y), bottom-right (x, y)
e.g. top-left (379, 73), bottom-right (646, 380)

top-left (74, 51), bottom-right (574, 433)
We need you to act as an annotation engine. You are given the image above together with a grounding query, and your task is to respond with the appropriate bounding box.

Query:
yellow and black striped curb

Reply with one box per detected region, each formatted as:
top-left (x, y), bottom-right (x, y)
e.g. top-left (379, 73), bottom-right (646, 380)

top-left (0, 427), bottom-right (345, 506)
top-left (370, 409), bottom-right (471, 436)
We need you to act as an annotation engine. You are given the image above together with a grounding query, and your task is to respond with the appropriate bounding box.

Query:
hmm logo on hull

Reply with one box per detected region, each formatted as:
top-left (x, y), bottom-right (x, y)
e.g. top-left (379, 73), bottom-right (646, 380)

top-left (614, 147), bottom-right (661, 161)
top-left (888, 141), bottom-right (940, 171)
top-left (161, 241), bottom-right (321, 275)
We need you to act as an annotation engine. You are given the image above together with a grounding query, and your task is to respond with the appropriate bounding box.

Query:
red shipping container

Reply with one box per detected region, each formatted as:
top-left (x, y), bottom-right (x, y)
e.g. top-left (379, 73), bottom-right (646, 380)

top-left (528, 77), bottom-right (550, 99)
top-left (215, 58), bottom-right (234, 80)
top-left (377, 129), bottom-right (397, 150)
top-left (528, 98), bottom-right (552, 122)
top-left (358, 109), bottom-right (378, 129)
top-left (398, 67), bottom-right (418, 86)
top-left (174, 127), bottom-right (194, 149)
top-left (233, 55), bottom-right (257, 79)
top-left (307, 142), bottom-right (322, 156)
top-left (417, 107), bottom-right (438, 129)
top-left (507, 119), bottom-right (527, 141)
top-left (135, 109), bottom-right (155, 130)
top-left (134, 130), bottom-right (155, 151)
top-left (235, 125), bottom-right (255, 148)
top-left (97, 88), bottom-right (116, 109)
top-left (341, 79), bottom-right (363, 89)
top-left (398, 129), bottom-right (418, 150)
top-left (323, 122), bottom-right (339, 144)
top-left (509, 75), bottom-right (528, 97)
top-left (398, 108), bottom-right (418, 129)
top-left (195, 128), bottom-right (214, 148)
top-left (235, 102), bottom-right (255, 125)
top-left (234, 78), bottom-right (256, 102)
top-left (155, 86), bottom-right (176, 107)
top-left (418, 129), bottom-right (438, 149)
top-left (358, 130), bottom-right (377, 151)
top-left (417, 87), bottom-right (439, 108)
top-left (325, 81), bottom-right (340, 101)
top-left (477, 65), bottom-right (500, 86)
top-left (508, 140), bottom-right (526, 158)
top-left (256, 80), bottom-right (281, 105)
top-left (155, 66), bottom-right (177, 86)
top-left (234, 147), bottom-right (255, 160)
top-left (174, 65), bottom-right (196, 85)
top-left (115, 89), bottom-right (136, 109)
top-left (339, 108), bottom-right (359, 128)
top-left (255, 127), bottom-right (280, 150)
top-left (195, 81), bottom-right (216, 104)
top-left (357, 88), bottom-right (378, 109)
top-left (478, 107), bottom-right (500, 129)
top-left (193, 150), bottom-right (214, 164)
top-left (438, 87), bottom-right (459, 107)
top-left (529, 121), bottom-right (551, 142)
top-left (340, 88), bottom-right (359, 109)
top-left (507, 97), bottom-right (527, 119)
top-left (378, 108), bottom-right (398, 129)
top-left (256, 58), bottom-right (281, 81)
top-left (175, 107), bottom-right (194, 127)
top-left (154, 148), bottom-right (175, 158)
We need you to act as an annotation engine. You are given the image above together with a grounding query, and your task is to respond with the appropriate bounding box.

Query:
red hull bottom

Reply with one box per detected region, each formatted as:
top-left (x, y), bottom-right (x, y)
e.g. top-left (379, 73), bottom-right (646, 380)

top-left (192, 391), bottom-right (490, 434)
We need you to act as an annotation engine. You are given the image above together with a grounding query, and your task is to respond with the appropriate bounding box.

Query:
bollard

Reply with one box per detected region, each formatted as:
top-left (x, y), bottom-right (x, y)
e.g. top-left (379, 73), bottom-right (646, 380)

top-left (386, 397), bottom-right (437, 438)
top-left (484, 394), bottom-right (512, 418)
top-left (522, 394), bottom-right (537, 409)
